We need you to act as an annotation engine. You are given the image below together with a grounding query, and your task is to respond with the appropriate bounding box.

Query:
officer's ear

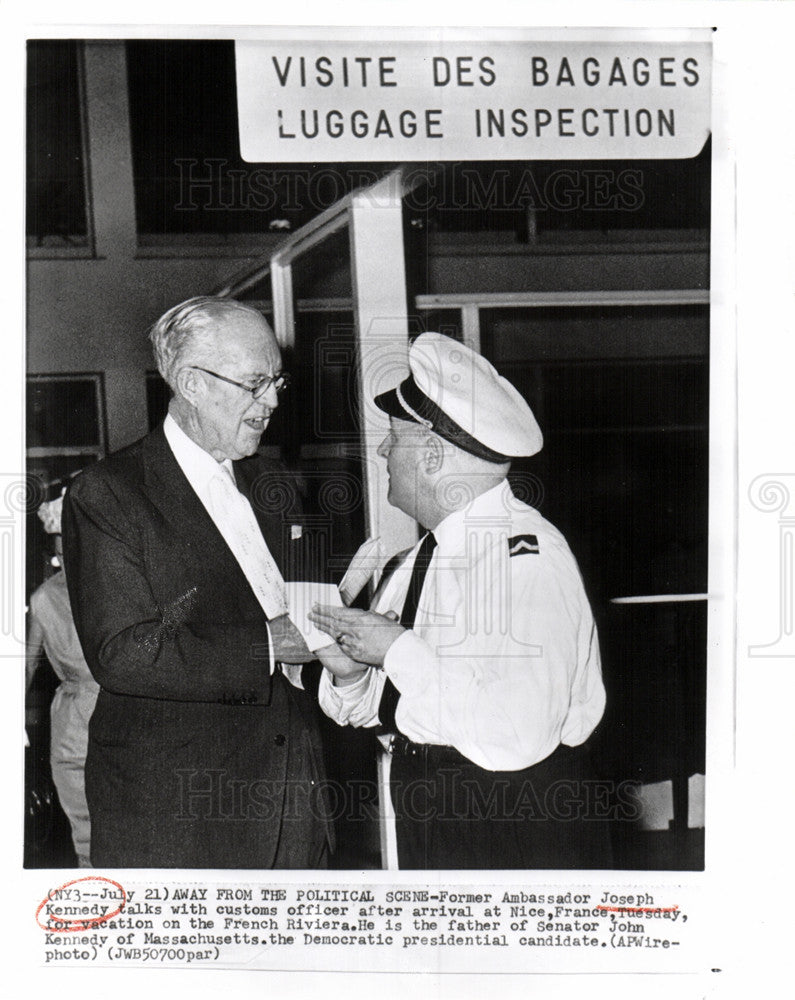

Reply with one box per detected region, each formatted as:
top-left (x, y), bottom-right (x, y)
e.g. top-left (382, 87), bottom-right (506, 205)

top-left (424, 433), bottom-right (445, 475)
top-left (175, 366), bottom-right (206, 407)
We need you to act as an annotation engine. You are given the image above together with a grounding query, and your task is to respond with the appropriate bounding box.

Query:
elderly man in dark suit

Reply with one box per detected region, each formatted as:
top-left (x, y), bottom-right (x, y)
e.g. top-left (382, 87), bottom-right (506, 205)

top-left (63, 296), bottom-right (333, 868)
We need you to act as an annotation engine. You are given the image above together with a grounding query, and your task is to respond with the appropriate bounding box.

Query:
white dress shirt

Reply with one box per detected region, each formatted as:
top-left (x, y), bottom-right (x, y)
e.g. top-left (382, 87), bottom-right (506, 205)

top-left (319, 479), bottom-right (605, 770)
top-left (163, 413), bottom-right (298, 684)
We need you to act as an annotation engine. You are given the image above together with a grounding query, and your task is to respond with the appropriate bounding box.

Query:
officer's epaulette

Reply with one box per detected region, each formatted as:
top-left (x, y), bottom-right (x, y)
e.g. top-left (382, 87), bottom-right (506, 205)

top-left (508, 534), bottom-right (540, 556)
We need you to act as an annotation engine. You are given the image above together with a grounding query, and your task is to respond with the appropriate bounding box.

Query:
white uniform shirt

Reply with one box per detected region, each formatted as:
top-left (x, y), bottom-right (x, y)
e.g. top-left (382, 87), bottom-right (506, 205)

top-left (319, 480), bottom-right (605, 771)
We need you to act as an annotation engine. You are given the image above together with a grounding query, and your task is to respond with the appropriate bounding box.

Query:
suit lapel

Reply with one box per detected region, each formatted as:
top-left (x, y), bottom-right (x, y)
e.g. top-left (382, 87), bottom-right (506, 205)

top-left (140, 425), bottom-right (261, 610)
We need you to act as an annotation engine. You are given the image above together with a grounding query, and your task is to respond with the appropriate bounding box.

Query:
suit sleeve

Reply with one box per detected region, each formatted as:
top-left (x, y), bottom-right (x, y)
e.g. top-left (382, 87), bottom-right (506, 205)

top-left (62, 471), bottom-right (273, 704)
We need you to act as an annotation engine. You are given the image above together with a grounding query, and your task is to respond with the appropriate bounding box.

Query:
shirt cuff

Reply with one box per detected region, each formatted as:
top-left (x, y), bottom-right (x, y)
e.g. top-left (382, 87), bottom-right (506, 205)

top-left (280, 662), bottom-right (304, 689)
top-left (318, 667), bottom-right (382, 727)
top-left (265, 620), bottom-right (275, 676)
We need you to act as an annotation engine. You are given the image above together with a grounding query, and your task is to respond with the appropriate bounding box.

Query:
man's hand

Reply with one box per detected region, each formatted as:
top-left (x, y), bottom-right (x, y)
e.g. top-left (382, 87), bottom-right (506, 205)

top-left (308, 605), bottom-right (404, 667)
top-left (269, 614), bottom-right (314, 664)
top-left (315, 643), bottom-right (369, 687)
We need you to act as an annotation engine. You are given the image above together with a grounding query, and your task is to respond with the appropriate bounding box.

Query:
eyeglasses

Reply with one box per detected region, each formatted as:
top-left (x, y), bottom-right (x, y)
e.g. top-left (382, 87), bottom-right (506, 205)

top-left (190, 366), bottom-right (291, 399)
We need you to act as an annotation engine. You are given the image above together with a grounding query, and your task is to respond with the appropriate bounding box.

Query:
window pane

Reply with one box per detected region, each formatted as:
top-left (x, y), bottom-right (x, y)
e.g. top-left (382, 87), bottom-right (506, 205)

top-left (26, 41), bottom-right (89, 245)
top-left (405, 148), bottom-right (710, 242)
top-left (27, 376), bottom-right (102, 448)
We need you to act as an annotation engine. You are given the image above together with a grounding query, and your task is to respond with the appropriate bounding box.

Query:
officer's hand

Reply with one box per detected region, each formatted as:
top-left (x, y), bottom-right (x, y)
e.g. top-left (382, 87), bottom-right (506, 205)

top-left (309, 605), bottom-right (405, 667)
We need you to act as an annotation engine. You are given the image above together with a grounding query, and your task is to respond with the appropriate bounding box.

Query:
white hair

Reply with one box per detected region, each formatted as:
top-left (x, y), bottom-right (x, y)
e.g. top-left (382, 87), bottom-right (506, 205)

top-left (148, 296), bottom-right (268, 392)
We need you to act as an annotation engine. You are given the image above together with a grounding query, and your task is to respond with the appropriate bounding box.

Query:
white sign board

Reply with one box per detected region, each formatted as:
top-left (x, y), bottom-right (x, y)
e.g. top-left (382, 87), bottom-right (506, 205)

top-left (236, 39), bottom-right (711, 161)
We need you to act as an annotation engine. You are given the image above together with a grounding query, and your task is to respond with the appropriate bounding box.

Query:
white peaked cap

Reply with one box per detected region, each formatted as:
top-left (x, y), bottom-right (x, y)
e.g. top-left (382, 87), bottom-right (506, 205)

top-left (374, 332), bottom-right (543, 461)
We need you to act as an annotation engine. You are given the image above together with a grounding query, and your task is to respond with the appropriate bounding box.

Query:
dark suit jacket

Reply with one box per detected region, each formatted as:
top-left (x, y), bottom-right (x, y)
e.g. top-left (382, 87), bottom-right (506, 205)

top-left (62, 424), bottom-right (333, 868)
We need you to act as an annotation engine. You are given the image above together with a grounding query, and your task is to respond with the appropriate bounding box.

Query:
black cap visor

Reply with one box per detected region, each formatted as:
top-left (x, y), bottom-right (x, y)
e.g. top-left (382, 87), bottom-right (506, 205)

top-left (374, 377), bottom-right (511, 464)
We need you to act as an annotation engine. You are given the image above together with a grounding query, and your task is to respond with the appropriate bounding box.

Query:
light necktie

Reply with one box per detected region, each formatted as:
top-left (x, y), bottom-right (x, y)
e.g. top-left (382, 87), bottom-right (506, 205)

top-left (207, 462), bottom-right (288, 621)
top-left (378, 531), bottom-right (437, 732)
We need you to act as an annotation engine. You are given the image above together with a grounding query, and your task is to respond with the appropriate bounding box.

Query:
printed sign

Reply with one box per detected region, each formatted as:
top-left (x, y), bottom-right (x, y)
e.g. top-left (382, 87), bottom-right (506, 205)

top-left (236, 39), bottom-right (711, 161)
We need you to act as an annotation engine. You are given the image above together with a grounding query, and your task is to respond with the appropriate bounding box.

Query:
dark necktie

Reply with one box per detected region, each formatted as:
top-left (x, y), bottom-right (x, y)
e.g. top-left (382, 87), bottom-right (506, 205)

top-left (399, 531), bottom-right (437, 628)
top-left (378, 531), bottom-right (437, 732)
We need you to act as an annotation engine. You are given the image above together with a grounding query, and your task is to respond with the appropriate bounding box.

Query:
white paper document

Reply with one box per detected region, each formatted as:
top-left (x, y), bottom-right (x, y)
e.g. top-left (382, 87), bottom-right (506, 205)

top-left (338, 535), bottom-right (384, 606)
top-left (284, 580), bottom-right (344, 652)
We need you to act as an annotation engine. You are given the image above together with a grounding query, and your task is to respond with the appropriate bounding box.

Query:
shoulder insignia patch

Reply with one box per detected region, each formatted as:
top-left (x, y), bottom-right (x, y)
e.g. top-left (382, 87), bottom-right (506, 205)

top-left (508, 534), bottom-right (540, 556)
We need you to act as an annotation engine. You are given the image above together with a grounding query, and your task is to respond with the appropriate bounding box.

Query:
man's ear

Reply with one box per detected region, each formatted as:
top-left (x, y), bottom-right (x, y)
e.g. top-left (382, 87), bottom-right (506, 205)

top-left (424, 433), bottom-right (445, 474)
top-left (175, 366), bottom-right (203, 407)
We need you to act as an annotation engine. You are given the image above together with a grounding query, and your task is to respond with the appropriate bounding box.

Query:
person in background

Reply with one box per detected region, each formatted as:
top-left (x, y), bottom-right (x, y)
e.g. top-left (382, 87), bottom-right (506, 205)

top-left (26, 489), bottom-right (99, 867)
